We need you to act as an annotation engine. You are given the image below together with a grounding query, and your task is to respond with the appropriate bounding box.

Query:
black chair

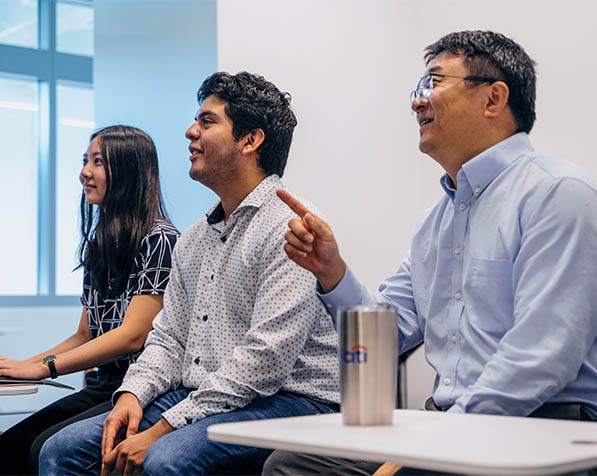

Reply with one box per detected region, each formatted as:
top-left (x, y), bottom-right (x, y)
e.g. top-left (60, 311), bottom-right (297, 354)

top-left (396, 343), bottom-right (423, 409)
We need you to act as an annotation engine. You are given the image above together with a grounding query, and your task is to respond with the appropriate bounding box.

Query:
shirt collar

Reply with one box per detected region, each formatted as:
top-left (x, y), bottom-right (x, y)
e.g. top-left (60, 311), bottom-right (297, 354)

top-left (205, 174), bottom-right (281, 224)
top-left (440, 132), bottom-right (533, 200)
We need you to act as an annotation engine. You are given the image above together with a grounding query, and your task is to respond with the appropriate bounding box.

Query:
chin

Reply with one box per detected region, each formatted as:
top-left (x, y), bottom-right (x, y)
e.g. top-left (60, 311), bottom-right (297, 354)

top-left (189, 167), bottom-right (203, 182)
top-left (418, 136), bottom-right (435, 155)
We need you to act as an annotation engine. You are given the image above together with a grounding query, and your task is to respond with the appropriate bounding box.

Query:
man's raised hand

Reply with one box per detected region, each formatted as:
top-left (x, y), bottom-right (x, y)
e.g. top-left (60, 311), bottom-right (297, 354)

top-left (276, 189), bottom-right (346, 292)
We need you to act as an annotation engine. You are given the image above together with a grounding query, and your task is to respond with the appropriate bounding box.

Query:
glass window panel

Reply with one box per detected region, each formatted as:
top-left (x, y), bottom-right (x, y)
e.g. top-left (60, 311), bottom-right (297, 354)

top-left (0, 0), bottom-right (38, 48)
top-left (0, 75), bottom-right (38, 294)
top-left (56, 82), bottom-right (94, 295)
top-left (56, 1), bottom-right (93, 56)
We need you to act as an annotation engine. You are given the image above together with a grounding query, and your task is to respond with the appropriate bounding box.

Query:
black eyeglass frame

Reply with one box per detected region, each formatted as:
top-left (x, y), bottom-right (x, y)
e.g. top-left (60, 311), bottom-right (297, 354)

top-left (409, 73), bottom-right (500, 104)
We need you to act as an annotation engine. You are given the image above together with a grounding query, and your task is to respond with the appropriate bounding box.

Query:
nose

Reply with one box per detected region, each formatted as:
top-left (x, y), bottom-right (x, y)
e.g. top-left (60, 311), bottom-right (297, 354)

top-left (80, 162), bottom-right (92, 178)
top-left (185, 121), bottom-right (200, 140)
top-left (411, 95), bottom-right (428, 114)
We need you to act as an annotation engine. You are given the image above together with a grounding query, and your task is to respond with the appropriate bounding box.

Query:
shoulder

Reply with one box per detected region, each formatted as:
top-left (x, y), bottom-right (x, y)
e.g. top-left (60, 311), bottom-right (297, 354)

top-left (137, 220), bottom-right (180, 257)
top-left (523, 152), bottom-right (597, 192)
top-left (260, 179), bottom-right (323, 224)
top-left (496, 152), bottom-right (597, 230)
top-left (148, 219), bottom-right (181, 238)
top-left (174, 215), bottom-right (209, 251)
top-left (513, 153), bottom-right (597, 213)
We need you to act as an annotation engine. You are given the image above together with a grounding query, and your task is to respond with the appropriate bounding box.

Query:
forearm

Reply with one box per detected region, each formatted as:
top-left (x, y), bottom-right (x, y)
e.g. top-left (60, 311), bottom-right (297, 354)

top-left (51, 325), bottom-right (145, 376)
top-left (25, 332), bottom-right (90, 363)
top-left (148, 417), bottom-right (174, 439)
top-left (318, 264), bottom-right (422, 355)
top-left (116, 327), bottom-right (185, 408)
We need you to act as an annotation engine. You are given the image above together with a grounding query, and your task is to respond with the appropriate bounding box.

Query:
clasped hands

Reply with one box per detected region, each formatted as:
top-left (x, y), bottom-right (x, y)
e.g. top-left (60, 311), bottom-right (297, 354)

top-left (100, 392), bottom-right (173, 476)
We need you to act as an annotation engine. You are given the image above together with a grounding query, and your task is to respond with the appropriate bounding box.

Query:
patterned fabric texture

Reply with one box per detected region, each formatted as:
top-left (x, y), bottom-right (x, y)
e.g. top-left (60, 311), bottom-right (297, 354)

top-left (116, 175), bottom-right (340, 429)
top-left (81, 220), bottom-right (180, 390)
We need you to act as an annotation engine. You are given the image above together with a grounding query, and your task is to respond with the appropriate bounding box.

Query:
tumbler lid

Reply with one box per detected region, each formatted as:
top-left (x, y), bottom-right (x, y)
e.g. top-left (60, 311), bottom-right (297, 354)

top-left (339, 303), bottom-right (395, 314)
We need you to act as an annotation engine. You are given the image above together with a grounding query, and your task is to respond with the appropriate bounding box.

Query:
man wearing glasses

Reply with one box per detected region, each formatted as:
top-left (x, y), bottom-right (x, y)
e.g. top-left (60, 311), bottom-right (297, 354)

top-left (266, 30), bottom-right (597, 475)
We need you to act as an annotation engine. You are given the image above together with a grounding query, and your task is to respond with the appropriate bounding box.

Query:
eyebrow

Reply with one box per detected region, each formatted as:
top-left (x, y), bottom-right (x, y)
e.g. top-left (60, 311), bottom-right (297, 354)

top-left (427, 65), bottom-right (443, 74)
top-left (83, 151), bottom-right (102, 158)
top-left (195, 110), bottom-right (219, 121)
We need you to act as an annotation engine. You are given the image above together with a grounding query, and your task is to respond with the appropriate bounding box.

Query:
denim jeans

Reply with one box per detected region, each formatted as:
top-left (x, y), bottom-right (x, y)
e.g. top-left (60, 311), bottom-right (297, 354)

top-left (39, 389), bottom-right (338, 475)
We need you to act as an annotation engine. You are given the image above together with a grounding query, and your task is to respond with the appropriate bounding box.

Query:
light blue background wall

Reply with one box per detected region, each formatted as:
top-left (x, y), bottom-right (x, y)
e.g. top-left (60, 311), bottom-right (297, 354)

top-left (0, 0), bottom-right (218, 430)
top-left (95, 0), bottom-right (218, 233)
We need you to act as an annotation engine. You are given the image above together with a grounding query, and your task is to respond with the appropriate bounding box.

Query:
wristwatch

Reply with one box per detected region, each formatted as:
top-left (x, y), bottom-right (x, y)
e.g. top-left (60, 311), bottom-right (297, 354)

top-left (42, 355), bottom-right (58, 379)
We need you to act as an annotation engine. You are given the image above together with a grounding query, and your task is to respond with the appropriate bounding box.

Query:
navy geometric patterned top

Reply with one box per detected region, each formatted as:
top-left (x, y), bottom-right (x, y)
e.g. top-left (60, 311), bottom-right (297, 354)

top-left (81, 220), bottom-right (180, 390)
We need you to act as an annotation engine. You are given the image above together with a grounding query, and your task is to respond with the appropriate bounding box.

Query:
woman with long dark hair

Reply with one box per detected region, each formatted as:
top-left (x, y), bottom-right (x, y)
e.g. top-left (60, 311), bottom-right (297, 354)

top-left (0, 125), bottom-right (179, 475)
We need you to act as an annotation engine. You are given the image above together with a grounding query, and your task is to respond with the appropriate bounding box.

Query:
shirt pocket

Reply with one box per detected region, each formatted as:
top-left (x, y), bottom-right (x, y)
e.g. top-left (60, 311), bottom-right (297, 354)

top-left (465, 258), bottom-right (514, 336)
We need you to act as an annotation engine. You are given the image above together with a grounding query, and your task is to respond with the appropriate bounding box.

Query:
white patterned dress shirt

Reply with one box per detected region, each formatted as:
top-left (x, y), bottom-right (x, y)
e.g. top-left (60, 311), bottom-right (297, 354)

top-left (116, 175), bottom-right (340, 429)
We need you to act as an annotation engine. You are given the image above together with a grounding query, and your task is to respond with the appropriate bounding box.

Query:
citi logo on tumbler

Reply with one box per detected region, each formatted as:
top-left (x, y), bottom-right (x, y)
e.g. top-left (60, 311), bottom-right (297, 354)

top-left (343, 345), bottom-right (368, 364)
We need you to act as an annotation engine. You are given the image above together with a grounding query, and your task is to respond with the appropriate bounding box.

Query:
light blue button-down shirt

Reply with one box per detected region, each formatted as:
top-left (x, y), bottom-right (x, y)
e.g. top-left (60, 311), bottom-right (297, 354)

top-left (321, 133), bottom-right (597, 418)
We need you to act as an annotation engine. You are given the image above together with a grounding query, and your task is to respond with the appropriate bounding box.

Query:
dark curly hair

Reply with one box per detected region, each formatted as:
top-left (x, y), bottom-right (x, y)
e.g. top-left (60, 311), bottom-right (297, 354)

top-left (197, 71), bottom-right (297, 177)
top-left (425, 30), bottom-right (536, 134)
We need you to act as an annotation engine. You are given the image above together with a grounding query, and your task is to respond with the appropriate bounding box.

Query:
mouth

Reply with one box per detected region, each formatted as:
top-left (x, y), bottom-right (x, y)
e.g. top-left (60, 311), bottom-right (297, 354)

top-left (418, 118), bottom-right (434, 127)
top-left (189, 145), bottom-right (203, 161)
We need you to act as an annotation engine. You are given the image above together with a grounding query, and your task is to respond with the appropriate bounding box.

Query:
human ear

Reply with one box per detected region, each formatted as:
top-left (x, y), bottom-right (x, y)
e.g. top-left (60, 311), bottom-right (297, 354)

top-left (484, 81), bottom-right (510, 119)
top-left (241, 128), bottom-right (265, 154)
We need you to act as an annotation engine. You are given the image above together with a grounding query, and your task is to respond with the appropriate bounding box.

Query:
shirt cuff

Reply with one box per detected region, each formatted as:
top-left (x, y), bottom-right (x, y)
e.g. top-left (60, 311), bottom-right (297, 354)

top-left (445, 403), bottom-right (464, 414)
top-left (317, 266), bottom-right (364, 325)
top-left (112, 381), bottom-right (158, 409)
top-left (161, 397), bottom-right (206, 429)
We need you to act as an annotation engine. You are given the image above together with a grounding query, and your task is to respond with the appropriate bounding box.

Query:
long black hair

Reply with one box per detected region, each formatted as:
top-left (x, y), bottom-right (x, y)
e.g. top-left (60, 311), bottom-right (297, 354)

top-left (77, 125), bottom-right (170, 297)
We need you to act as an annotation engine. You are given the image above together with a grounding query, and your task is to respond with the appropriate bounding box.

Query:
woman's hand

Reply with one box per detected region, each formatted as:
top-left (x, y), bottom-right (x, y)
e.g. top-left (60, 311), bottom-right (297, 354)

top-left (0, 356), bottom-right (48, 379)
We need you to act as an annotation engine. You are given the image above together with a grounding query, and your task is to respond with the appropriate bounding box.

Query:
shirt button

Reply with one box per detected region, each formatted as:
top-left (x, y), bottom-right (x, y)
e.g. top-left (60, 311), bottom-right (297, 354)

top-left (474, 186), bottom-right (481, 194)
top-left (194, 356), bottom-right (200, 364)
top-left (444, 378), bottom-right (451, 386)
top-left (454, 247), bottom-right (461, 255)
top-left (220, 235), bottom-right (227, 243)
top-left (210, 274), bottom-right (214, 280)
top-left (185, 417), bottom-right (193, 425)
top-left (459, 203), bottom-right (466, 211)
top-left (451, 335), bottom-right (457, 343)
top-left (455, 292), bottom-right (462, 300)
top-left (202, 314), bottom-right (208, 321)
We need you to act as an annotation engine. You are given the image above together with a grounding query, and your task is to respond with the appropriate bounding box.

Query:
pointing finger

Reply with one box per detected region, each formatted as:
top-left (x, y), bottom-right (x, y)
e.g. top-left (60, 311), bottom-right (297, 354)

top-left (276, 189), bottom-right (311, 219)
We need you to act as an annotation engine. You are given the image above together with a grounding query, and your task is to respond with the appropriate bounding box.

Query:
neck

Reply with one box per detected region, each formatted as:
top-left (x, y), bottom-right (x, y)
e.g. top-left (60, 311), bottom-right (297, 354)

top-left (441, 129), bottom-right (517, 188)
top-left (217, 169), bottom-right (267, 222)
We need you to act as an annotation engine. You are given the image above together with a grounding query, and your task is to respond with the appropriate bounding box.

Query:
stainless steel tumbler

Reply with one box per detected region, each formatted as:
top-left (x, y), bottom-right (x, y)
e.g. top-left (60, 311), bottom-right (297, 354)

top-left (339, 304), bottom-right (398, 425)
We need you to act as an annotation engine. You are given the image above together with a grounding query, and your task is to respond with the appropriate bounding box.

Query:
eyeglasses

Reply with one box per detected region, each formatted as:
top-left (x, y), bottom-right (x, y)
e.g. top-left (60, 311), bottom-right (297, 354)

top-left (410, 73), bottom-right (499, 105)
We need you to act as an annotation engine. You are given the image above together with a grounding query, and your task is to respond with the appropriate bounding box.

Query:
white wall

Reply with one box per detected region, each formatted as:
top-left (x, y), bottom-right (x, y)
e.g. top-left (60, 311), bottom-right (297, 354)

top-left (95, 0), bottom-right (218, 232)
top-left (217, 0), bottom-right (597, 408)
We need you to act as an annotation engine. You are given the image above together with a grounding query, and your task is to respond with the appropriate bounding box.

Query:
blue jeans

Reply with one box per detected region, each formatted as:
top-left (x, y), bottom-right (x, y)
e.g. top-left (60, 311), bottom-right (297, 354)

top-left (39, 389), bottom-right (338, 475)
